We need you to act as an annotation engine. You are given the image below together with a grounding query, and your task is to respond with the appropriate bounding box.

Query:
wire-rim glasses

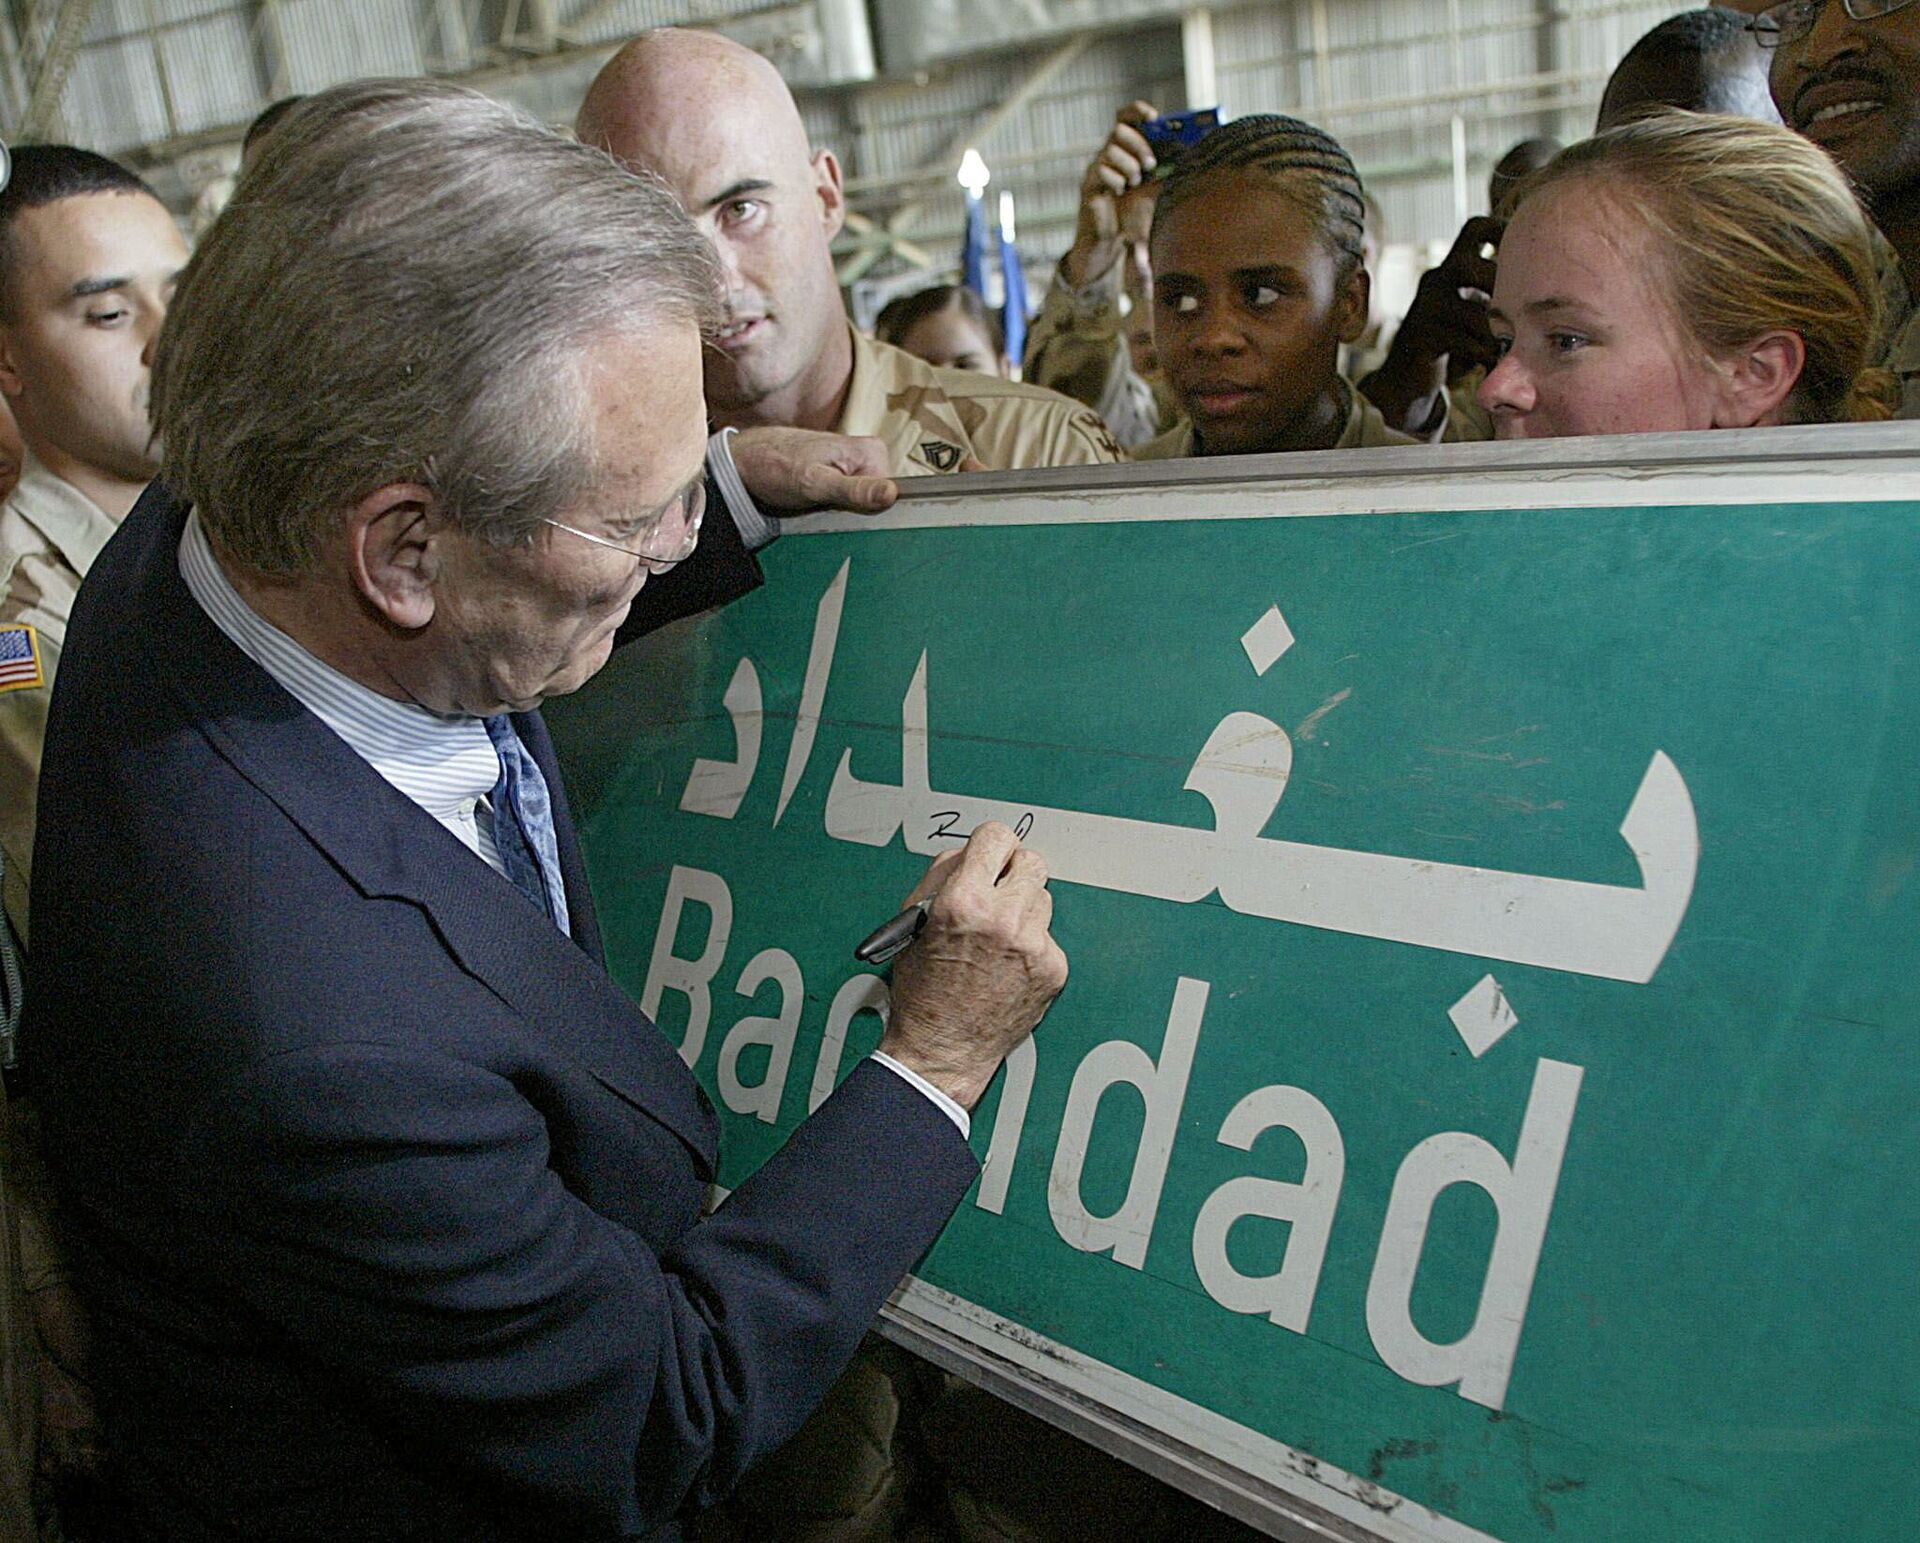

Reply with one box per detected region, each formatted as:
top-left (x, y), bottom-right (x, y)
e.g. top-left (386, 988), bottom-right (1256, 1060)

top-left (1750, 0), bottom-right (1920, 49)
top-left (541, 479), bottom-right (705, 572)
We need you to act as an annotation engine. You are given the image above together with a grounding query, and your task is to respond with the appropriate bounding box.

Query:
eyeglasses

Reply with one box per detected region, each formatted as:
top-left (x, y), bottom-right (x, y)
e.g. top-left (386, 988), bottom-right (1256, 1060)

top-left (1750, 0), bottom-right (1919, 48)
top-left (541, 479), bottom-right (705, 571)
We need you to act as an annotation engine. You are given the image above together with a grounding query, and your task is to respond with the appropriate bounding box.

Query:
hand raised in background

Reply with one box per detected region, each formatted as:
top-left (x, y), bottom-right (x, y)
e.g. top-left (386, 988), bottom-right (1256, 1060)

top-left (1361, 214), bottom-right (1505, 437)
top-left (1064, 101), bottom-right (1164, 290)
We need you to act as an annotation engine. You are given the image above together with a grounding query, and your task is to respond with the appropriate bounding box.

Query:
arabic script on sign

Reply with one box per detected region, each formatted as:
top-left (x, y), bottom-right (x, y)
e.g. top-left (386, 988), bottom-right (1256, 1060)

top-left (686, 563), bottom-right (1700, 985)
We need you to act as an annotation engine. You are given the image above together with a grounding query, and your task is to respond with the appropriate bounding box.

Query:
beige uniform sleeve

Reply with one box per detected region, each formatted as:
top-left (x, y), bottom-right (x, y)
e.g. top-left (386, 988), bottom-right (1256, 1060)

top-left (1024, 263), bottom-right (1125, 406)
top-left (1023, 262), bottom-right (1164, 449)
top-left (1435, 375), bottom-right (1495, 444)
top-left (0, 561), bottom-right (63, 947)
top-left (965, 396), bottom-right (1124, 470)
top-left (1037, 402), bottom-right (1126, 467)
top-left (945, 378), bottom-right (1126, 472)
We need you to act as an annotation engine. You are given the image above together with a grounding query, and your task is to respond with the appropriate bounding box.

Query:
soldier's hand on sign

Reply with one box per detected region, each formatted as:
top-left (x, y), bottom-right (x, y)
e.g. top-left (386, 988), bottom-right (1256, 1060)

top-left (1359, 214), bottom-right (1504, 438)
top-left (1064, 101), bottom-right (1162, 290)
top-left (729, 427), bottom-right (898, 515)
top-left (881, 822), bottom-right (1068, 1110)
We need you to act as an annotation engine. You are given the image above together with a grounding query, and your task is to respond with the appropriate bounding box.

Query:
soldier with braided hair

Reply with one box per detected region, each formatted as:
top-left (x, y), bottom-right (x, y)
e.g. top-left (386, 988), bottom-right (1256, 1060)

top-left (1134, 112), bottom-right (1415, 457)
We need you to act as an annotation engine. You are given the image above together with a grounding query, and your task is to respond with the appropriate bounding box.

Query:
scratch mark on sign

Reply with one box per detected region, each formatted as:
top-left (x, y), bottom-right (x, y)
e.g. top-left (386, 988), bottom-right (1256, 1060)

top-left (1426, 745), bottom-right (1551, 768)
top-left (1484, 795), bottom-right (1568, 815)
top-left (1411, 826), bottom-right (1478, 844)
top-left (1294, 688), bottom-right (1352, 743)
top-left (1388, 530), bottom-right (1463, 555)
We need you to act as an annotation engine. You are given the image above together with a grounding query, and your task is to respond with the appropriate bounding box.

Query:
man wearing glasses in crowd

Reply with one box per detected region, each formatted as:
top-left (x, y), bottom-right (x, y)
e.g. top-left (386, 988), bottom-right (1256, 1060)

top-left (1756, 0), bottom-right (1920, 415)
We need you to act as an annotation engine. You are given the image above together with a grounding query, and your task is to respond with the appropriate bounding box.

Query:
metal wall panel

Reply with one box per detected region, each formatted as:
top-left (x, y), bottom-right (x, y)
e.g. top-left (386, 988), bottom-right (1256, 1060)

top-left (277, 0), bottom-right (430, 92)
top-left (1208, 0), bottom-right (1717, 262)
top-left (560, 0), bottom-right (821, 46)
top-left (548, 0), bottom-right (872, 86)
top-left (34, 0), bottom-right (1778, 271)
top-left (871, 0), bottom-right (1190, 74)
top-left (62, 34), bottom-right (176, 150)
top-left (86, 0), bottom-right (239, 39)
top-left (824, 26), bottom-right (1183, 281)
top-left (155, 10), bottom-right (264, 137)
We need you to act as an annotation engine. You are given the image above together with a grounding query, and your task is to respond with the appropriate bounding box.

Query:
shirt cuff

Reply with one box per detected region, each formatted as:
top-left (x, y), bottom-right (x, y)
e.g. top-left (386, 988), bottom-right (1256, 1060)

top-left (708, 427), bottom-right (781, 552)
top-left (871, 1051), bottom-right (971, 1140)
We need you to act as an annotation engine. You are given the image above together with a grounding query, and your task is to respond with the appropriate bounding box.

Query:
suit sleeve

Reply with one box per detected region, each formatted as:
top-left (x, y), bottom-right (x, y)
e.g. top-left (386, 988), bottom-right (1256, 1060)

top-left (613, 473), bottom-right (764, 645)
top-left (184, 1045), bottom-right (977, 1535)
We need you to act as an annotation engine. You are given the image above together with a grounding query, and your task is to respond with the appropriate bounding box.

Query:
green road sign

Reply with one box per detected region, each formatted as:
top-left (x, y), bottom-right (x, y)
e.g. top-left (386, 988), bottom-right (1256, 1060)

top-left (545, 430), bottom-right (1920, 1541)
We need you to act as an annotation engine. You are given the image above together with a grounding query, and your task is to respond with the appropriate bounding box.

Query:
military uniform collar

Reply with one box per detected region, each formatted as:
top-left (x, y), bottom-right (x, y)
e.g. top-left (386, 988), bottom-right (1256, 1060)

top-left (1134, 418), bottom-right (1195, 460)
top-left (1332, 376), bottom-right (1378, 450)
top-left (839, 322), bottom-right (892, 441)
top-left (1145, 378), bottom-right (1366, 461)
top-left (6, 452), bottom-right (121, 580)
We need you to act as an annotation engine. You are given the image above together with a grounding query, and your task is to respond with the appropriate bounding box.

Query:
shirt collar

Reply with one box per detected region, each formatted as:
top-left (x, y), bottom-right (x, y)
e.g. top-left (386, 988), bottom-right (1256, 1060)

top-left (7, 453), bottom-right (121, 579)
top-left (839, 322), bottom-right (888, 439)
top-left (176, 510), bottom-right (500, 824)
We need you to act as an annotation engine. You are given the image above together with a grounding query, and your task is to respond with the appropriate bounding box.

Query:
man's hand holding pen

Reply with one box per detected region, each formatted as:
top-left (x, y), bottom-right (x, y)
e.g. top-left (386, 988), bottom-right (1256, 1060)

top-left (876, 822), bottom-right (1069, 1112)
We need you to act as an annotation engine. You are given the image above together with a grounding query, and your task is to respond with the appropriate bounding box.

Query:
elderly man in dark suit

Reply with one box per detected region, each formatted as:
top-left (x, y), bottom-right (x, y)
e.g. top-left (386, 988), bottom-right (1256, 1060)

top-left (22, 80), bottom-right (1065, 1540)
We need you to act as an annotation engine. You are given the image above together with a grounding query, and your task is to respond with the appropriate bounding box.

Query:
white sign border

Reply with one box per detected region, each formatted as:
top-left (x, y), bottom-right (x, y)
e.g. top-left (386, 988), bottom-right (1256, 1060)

top-left (791, 421), bottom-right (1920, 535)
top-left (879, 1278), bottom-right (1504, 1543)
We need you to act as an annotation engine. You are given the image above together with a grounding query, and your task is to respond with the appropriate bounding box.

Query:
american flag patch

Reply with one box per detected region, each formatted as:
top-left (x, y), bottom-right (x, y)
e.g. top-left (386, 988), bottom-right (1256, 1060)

top-left (0, 623), bottom-right (43, 693)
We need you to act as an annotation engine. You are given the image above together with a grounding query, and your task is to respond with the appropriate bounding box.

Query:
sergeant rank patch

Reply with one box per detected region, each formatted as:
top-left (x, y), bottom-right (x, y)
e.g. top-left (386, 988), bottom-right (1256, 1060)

top-left (920, 440), bottom-right (962, 472)
top-left (0, 623), bottom-right (43, 693)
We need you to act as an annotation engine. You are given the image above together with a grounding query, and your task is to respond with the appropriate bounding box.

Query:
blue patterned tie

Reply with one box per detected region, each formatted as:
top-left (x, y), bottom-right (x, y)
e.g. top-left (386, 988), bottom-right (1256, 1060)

top-left (483, 715), bottom-right (571, 936)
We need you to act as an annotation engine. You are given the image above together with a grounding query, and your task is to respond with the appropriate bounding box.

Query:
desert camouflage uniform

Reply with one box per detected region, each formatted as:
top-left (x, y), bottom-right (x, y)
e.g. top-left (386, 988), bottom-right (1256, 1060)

top-left (840, 326), bottom-right (1122, 472)
top-left (1872, 234), bottom-right (1920, 420)
top-left (1022, 262), bottom-right (1179, 450)
top-left (0, 456), bottom-right (115, 1543)
top-left (0, 457), bottom-right (118, 947)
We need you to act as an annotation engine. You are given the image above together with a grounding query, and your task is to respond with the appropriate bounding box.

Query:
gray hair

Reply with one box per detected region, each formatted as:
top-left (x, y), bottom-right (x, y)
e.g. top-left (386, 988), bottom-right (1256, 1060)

top-left (152, 78), bottom-right (723, 575)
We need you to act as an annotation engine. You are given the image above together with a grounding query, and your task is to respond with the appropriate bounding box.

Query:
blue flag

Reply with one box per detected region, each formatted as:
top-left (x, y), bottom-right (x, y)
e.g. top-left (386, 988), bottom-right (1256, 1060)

top-left (999, 221), bottom-right (1028, 373)
top-left (961, 191), bottom-right (990, 302)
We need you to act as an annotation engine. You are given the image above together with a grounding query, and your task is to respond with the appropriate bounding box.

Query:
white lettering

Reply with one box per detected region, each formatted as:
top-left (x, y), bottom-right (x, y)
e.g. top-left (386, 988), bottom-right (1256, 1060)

top-left (717, 948), bottom-right (803, 1124)
top-left (1365, 1057), bottom-right (1584, 1410)
top-left (1047, 976), bottom-right (1208, 1270)
top-left (809, 974), bottom-right (890, 1113)
top-left (1191, 1085), bottom-right (1345, 1333)
top-left (640, 866), bottom-right (734, 1068)
top-left (975, 1037), bottom-right (1037, 1215)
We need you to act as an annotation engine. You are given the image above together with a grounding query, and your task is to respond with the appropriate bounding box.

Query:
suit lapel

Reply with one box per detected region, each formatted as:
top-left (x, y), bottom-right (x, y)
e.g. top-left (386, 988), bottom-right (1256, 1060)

top-left (131, 485), bottom-right (718, 1166)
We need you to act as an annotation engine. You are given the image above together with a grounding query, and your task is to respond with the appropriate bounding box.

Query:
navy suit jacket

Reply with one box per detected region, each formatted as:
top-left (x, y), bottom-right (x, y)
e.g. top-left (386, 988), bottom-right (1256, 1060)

top-left (23, 483), bottom-right (979, 1539)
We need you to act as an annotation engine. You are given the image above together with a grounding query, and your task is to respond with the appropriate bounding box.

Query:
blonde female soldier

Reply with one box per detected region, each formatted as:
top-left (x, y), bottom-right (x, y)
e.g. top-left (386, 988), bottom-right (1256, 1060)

top-left (1481, 110), bottom-right (1899, 436)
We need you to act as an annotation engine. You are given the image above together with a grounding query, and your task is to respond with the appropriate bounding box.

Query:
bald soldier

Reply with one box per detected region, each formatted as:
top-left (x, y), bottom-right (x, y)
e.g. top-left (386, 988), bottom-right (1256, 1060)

top-left (577, 29), bottom-right (1121, 476)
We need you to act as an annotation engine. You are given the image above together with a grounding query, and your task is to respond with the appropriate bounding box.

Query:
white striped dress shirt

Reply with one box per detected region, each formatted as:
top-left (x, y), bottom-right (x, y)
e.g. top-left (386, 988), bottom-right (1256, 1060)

top-left (179, 509), bottom-right (508, 872)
